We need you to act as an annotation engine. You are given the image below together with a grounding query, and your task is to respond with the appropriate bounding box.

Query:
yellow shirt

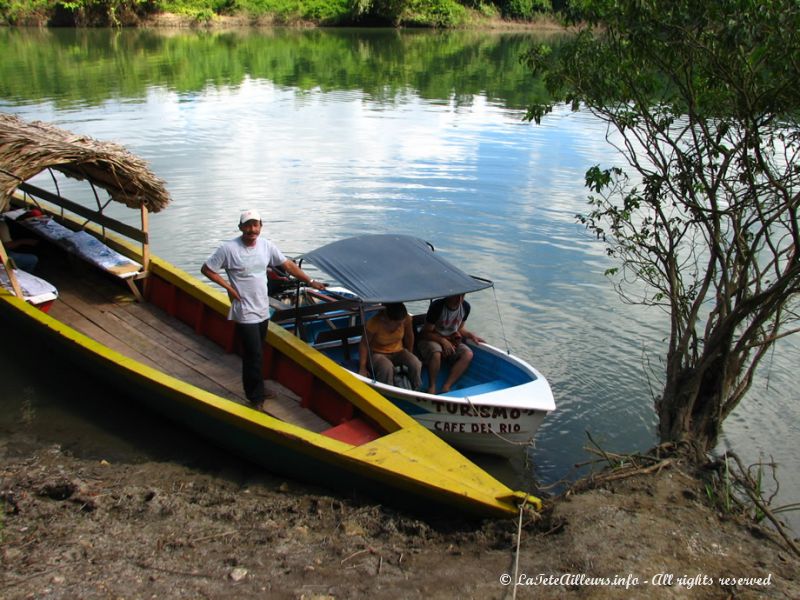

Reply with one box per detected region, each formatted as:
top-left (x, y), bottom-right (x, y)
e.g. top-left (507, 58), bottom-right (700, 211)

top-left (366, 313), bottom-right (407, 354)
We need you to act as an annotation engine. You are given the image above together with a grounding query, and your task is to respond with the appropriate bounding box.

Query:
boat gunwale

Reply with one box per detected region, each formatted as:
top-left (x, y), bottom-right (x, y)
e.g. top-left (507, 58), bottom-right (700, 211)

top-left (2, 208), bottom-right (534, 516)
top-left (1, 275), bottom-right (532, 517)
top-left (269, 255), bottom-right (555, 413)
top-left (312, 334), bottom-right (556, 412)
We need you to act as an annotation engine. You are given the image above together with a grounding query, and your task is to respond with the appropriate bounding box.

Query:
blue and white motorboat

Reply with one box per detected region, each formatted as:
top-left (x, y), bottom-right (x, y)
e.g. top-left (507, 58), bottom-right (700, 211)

top-left (271, 234), bottom-right (556, 458)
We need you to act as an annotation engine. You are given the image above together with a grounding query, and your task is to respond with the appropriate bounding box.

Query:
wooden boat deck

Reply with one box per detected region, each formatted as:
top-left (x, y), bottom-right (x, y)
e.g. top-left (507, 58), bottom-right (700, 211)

top-left (36, 255), bottom-right (331, 433)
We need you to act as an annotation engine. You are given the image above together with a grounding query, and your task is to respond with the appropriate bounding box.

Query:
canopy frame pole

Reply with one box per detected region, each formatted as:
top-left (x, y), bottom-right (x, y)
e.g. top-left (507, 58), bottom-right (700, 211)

top-left (47, 168), bottom-right (64, 220)
top-left (0, 239), bottom-right (24, 301)
top-left (292, 278), bottom-right (303, 338)
top-left (359, 303), bottom-right (377, 383)
top-left (86, 178), bottom-right (114, 240)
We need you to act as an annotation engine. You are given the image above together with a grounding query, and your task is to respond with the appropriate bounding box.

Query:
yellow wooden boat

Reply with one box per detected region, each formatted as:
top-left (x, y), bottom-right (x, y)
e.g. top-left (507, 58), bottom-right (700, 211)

top-left (0, 113), bottom-right (539, 517)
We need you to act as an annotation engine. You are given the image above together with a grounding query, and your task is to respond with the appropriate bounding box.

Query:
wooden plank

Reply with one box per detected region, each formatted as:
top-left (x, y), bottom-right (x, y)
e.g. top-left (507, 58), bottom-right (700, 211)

top-left (262, 382), bottom-right (330, 433)
top-left (47, 292), bottom-right (248, 403)
top-left (120, 300), bottom-right (228, 363)
top-left (39, 252), bottom-right (132, 305)
top-left (114, 300), bottom-right (334, 424)
top-left (38, 254), bottom-right (334, 430)
top-left (47, 298), bottom-right (159, 369)
top-left (55, 286), bottom-right (240, 401)
top-left (41, 258), bottom-right (226, 383)
top-left (111, 303), bottom-right (212, 366)
top-left (110, 303), bottom-right (246, 399)
top-left (52, 269), bottom-right (244, 401)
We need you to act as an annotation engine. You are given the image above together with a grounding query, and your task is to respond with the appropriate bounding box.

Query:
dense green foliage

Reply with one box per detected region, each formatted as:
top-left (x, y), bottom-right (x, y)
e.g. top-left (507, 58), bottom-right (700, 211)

top-left (0, 0), bottom-right (556, 26)
top-left (0, 27), bottom-right (558, 108)
top-left (159, 0), bottom-right (353, 24)
top-left (0, 0), bottom-right (155, 26)
top-left (527, 0), bottom-right (800, 455)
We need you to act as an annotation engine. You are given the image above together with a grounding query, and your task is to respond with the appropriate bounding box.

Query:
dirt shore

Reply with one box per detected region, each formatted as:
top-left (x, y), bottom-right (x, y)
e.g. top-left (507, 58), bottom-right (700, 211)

top-left (2, 441), bottom-right (797, 599)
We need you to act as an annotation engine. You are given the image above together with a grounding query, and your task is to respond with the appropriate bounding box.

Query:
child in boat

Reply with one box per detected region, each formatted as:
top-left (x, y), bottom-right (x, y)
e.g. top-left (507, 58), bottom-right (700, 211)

top-left (417, 294), bottom-right (484, 394)
top-left (358, 302), bottom-right (422, 389)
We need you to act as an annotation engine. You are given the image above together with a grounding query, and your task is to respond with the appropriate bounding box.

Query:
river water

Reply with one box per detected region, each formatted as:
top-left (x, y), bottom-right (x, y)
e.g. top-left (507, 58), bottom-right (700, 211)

top-left (1, 27), bottom-right (797, 528)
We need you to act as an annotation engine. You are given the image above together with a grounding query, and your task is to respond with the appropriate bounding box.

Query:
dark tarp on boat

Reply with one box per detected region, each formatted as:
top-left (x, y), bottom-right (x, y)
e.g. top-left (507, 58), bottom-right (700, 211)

top-left (301, 234), bottom-right (492, 304)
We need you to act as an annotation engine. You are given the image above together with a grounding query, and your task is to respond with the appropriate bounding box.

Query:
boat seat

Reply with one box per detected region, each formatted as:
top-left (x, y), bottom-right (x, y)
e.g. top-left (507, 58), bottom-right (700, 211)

top-left (321, 417), bottom-right (381, 446)
top-left (314, 325), bottom-right (363, 361)
top-left (441, 379), bottom-right (506, 397)
top-left (412, 312), bottom-right (426, 333)
top-left (0, 263), bottom-right (58, 310)
top-left (10, 212), bottom-right (145, 298)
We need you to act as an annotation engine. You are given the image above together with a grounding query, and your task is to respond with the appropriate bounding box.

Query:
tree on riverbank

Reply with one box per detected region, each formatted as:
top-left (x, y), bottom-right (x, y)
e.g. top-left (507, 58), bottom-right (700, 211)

top-left (0, 0), bottom-right (555, 27)
top-left (526, 0), bottom-right (800, 457)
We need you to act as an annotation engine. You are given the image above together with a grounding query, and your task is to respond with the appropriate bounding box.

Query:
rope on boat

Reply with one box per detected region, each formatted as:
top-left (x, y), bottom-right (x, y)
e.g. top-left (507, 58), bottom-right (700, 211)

top-left (490, 285), bottom-right (512, 355)
top-left (463, 393), bottom-right (534, 449)
top-left (477, 290), bottom-right (536, 451)
top-left (511, 494), bottom-right (530, 600)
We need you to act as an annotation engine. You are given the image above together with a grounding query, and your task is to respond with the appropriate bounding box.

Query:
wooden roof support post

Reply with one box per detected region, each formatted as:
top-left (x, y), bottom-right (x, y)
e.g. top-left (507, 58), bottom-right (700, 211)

top-left (0, 240), bottom-right (25, 301)
top-left (137, 203), bottom-right (150, 300)
top-left (141, 204), bottom-right (150, 272)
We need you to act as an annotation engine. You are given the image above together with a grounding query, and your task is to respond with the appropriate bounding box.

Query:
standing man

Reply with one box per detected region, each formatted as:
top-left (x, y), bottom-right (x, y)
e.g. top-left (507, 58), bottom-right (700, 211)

top-left (417, 294), bottom-right (484, 394)
top-left (202, 209), bottom-right (325, 409)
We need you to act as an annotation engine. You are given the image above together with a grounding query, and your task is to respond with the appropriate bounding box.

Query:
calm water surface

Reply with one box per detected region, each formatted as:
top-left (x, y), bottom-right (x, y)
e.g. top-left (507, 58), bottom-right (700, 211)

top-left (1, 28), bottom-right (797, 527)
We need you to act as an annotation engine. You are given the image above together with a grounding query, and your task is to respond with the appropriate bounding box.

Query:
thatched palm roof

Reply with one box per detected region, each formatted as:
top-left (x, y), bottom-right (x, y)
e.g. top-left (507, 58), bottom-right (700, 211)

top-left (0, 113), bottom-right (170, 213)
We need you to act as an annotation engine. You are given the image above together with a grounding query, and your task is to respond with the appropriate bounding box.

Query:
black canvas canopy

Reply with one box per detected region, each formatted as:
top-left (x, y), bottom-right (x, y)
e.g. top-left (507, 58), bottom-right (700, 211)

top-left (301, 234), bottom-right (492, 304)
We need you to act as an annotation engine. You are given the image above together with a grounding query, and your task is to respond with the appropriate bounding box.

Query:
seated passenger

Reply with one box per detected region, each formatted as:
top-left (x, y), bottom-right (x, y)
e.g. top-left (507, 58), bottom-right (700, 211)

top-left (0, 219), bottom-right (39, 273)
top-left (358, 302), bottom-right (422, 389)
top-left (418, 294), bottom-right (484, 394)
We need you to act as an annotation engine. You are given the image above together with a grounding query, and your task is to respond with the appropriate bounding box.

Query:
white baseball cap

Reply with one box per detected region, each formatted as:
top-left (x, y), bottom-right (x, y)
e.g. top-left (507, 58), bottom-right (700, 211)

top-left (239, 209), bottom-right (261, 225)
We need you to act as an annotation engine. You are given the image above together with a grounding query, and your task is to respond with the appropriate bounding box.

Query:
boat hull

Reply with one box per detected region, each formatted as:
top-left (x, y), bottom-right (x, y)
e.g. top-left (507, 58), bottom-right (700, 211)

top-left (277, 288), bottom-right (555, 458)
top-left (1, 115), bottom-right (538, 517)
top-left (381, 388), bottom-right (550, 458)
top-left (0, 253), bottom-right (534, 518)
top-left (300, 314), bottom-right (555, 458)
top-left (279, 304), bottom-right (555, 459)
top-left (351, 343), bottom-right (555, 458)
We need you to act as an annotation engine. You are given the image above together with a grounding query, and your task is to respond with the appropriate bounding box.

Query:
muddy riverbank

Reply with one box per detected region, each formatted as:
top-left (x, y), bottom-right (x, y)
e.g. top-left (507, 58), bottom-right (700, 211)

top-left (2, 439), bottom-right (797, 599)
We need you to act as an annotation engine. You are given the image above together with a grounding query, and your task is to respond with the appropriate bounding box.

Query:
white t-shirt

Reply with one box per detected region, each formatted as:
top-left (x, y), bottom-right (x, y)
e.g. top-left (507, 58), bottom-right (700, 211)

top-left (426, 298), bottom-right (469, 337)
top-left (205, 236), bottom-right (286, 323)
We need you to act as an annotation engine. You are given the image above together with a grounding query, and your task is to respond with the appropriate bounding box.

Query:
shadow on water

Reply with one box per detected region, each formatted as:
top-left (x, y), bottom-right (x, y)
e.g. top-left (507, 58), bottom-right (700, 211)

top-left (0, 325), bottom-right (541, 508)
top-left (0, 330), bottom-right (277, 487)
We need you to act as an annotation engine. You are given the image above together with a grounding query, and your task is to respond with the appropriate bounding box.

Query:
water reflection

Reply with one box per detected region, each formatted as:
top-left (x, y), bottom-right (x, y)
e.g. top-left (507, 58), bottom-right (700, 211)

top-left (0, 27), bottom-right (559, 109)
top-left (0, 333), bottom-right (280, 481)
top-left (1, 27), bottom-right (796, 529)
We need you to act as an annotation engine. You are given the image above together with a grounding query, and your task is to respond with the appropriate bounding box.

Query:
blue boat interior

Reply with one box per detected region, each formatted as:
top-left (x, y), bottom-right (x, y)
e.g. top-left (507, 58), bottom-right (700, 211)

top-left (274, 302), bottom-right (534, 395)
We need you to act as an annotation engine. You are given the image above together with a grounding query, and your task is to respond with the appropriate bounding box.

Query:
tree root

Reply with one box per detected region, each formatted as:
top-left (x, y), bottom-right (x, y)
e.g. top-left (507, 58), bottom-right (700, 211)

top-left (708, 451), bottom-right (800, 558)
top-left (563, 436), bottom-right (682, 495)
top-left (565, 435), bottom-right (800, 558)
